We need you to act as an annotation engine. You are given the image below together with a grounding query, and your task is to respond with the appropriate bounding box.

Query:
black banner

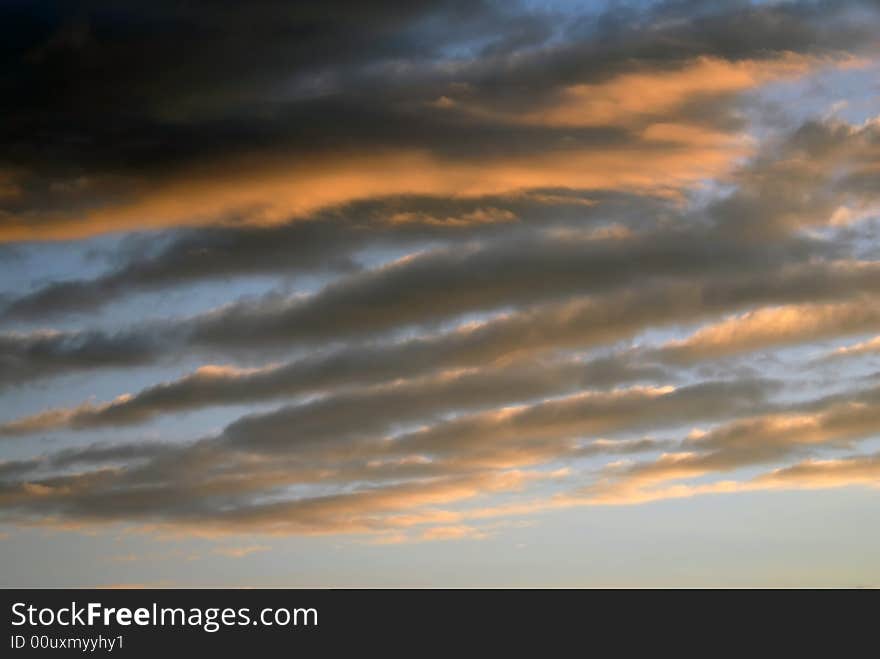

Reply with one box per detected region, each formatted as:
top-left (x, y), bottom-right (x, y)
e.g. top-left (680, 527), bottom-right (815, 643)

top-left (0, 588), bottom-right (874, 656)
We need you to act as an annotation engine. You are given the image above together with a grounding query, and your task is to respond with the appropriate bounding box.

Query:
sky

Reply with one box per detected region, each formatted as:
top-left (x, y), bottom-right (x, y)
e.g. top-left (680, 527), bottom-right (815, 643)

top-left (1, 0), bottom-right (879, 587)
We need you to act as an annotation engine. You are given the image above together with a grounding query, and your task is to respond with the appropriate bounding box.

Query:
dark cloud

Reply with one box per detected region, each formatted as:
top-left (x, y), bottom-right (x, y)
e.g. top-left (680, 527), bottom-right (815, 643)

top-left (1, 0), bottom-right (876, 240)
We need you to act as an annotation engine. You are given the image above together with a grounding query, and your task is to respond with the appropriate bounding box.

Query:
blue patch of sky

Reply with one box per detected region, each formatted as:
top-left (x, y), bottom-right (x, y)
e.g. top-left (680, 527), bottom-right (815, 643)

top-left (747, 60), bottom-right (880, 139)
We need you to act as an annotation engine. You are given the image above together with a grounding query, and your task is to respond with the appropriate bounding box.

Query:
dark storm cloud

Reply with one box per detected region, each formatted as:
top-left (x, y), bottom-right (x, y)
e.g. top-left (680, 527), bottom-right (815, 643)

top-left (0, 0), bottom-right (509, 167)
top-left (1, 0), bottom-right (877, 241)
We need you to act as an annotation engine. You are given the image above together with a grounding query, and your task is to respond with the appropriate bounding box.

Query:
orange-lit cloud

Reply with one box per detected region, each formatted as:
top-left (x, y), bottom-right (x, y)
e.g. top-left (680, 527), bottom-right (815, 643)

top-left (8, 53), bottom-right (867, 244)
top-left (661, 298), bottom-right (880, 361)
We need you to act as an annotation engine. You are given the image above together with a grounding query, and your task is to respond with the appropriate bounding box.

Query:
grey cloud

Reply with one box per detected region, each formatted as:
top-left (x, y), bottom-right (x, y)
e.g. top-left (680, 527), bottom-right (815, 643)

top-left (0, 352), bottom-right (668, 436)
top-left (0, 190), bottom-right (647, 321)
top-left (390, 379), bottom-right (775, 460)
top-left (0, 376), bottom-right (772, 532)
top-left (6, 253), bottom-right (880, 391)
top-left (186, 232), bottom-right (813, 349)
top-left (588, 378), bottom-right (880, 496)
top-left (0, 327), bottom-right (167, 388)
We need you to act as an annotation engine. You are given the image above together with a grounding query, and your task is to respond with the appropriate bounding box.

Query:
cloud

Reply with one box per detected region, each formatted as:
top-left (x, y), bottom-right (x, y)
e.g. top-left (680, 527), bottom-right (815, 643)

top-left (7, 250), bottom-right (880, 390)
top-left (0, 374), bottom-right (774, 538)
top-left (0, 327), bottom-right (169, 388)
top-left (1, 1), bottom-right (876, 242)
top-left (577, 380), bottom-right (880, 503)
top-left (6, 108), bottom-right (880, 324)
top-left (0, 462), bottom-right (568, 537)
top-left (658, 297), bottom-right (880, 363)
top-left (828, 335), bottom-right (880, 359)
top-left (0, 191), bottom-right (619, 320)
top-left (0, 352), bottom-right (669, 436)
top-left (566, 450), bottom-right (880, 507)
top-left (756, 452), bottom-right (880, 489)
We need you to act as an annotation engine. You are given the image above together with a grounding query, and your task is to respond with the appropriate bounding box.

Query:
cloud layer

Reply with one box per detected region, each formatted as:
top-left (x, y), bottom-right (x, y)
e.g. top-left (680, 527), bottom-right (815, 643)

top-left (1, 0), bottom-right (880, 546)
